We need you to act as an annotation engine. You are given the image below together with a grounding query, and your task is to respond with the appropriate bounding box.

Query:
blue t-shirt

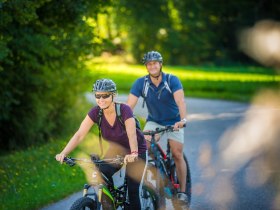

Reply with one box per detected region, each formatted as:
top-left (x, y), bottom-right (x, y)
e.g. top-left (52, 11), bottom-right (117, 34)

top-left (130, 72), bottom-right (183, 125)
top-left (88, 103), bottom-right (146, 155)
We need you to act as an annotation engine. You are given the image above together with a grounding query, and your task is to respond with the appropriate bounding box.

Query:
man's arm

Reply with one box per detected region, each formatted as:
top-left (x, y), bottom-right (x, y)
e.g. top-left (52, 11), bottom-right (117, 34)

top-left (174, 89), bottom-right (187, 128)
top-left (126, 93), bottom-right (139, 110)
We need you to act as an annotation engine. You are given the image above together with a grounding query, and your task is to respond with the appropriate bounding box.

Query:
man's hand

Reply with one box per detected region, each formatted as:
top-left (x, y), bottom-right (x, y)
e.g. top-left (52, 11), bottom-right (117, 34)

top-left (144, 130), bottom-right (160, 142)
top-left (174, 120), bottom-right (186, 130)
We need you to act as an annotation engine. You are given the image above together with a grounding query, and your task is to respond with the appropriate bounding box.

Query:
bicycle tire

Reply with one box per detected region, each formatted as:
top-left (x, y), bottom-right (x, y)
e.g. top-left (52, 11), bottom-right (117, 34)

top-left (69, 197), bottom-right (97, 210)
top-left (155, 160), bottom-right (167, 209)
top-left (141, 182), bottom-right (160, 210)
top-left (100, 188), bottom-right (115, 210)
top-left (170, 153), bottom-right (191, 208)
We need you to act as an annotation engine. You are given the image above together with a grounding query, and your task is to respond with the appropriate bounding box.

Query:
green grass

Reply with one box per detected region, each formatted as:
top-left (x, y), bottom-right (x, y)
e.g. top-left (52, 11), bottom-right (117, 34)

top-left (0, 139), bottom-right (85, 210)
top-left (86, 61), bottom-right (280, 102)
top-left (0, 130), bottom-right (109, 210)
top-left (1, 58), bottom-right (279, 209)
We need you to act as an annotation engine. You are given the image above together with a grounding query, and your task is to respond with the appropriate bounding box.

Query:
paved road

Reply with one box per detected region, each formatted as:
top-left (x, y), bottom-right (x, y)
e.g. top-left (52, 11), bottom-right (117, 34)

top-left (42, 94), bottom-right (279, 210)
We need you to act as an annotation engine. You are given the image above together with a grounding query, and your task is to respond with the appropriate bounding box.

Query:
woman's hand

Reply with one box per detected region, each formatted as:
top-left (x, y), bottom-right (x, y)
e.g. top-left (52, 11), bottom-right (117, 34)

top-left (55, 153), bottom-right (66, 164)
top-left (124, 153), bottom-right (138, 164)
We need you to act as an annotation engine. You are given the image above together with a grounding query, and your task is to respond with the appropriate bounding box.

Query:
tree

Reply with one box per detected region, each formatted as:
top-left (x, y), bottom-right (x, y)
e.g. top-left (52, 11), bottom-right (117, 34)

top-left (0, 0), bottom-right (112, 151)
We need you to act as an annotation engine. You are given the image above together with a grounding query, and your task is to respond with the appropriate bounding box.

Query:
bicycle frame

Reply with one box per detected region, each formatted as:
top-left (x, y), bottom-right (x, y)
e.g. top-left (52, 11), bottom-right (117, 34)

top-left (143, 125), bottom-right (192, 209)
top-left (64, 156), bottom-right (129, 209)
top-left (148, 132), bottom-right (180, 196)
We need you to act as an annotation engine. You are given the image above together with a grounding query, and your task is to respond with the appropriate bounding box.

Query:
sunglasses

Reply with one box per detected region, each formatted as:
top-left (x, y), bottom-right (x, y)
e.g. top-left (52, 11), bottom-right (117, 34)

top-left (95, 93), bottom-right (112, 99)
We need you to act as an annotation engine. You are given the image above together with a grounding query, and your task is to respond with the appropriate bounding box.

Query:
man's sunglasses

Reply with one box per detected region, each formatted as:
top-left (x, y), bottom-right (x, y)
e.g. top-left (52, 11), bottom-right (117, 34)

top-left (95, 94), bottom-right (112, 99)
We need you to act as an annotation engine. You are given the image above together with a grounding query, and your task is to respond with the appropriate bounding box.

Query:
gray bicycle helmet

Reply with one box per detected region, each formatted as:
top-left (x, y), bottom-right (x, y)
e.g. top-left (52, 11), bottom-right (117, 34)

top-left (93, 79), bottom-right (117, 92)
top-left (142, 51), bottom-right (163, 64)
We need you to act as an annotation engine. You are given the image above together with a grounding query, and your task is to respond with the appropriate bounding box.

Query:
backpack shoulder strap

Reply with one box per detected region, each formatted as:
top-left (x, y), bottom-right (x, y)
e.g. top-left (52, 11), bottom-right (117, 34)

top-left (164, 73), bottom-right (172, 93)
top-left (115, 102), bottom-right (124, 126)
top-left (142, 75), bottom-right (150, 108)
top-left (97, 108), bottom-right (103, 128)
top-left (116, 102), bottom-right (141, 130)
top-left (97, 107), bottom-right (104, 157)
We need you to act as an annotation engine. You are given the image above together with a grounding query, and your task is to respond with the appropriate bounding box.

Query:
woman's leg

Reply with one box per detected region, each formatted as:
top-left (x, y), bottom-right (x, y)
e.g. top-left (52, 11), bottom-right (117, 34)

top-left (126, 151), bottom-right (148, 210)
top-left (98, 145), bottom-right (124, 185)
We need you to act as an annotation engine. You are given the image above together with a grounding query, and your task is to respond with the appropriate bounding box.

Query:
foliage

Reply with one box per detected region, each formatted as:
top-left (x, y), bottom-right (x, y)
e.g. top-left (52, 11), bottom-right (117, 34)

top-left (1, 0), bottom-right (280, 152)
top-left (0, 0), bottom-right (111, 151)
top-left (112, 0), bottom-right (280, 65)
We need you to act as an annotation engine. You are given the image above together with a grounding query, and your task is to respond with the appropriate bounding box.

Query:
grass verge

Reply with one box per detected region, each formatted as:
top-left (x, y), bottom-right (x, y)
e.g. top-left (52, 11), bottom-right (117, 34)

top-left (86, 61), bottom-right (280, 102)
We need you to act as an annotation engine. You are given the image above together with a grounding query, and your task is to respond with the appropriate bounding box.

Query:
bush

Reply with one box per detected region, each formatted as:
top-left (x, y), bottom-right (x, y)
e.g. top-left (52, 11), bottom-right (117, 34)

top-left (0, 0), bottom-right (102, 151)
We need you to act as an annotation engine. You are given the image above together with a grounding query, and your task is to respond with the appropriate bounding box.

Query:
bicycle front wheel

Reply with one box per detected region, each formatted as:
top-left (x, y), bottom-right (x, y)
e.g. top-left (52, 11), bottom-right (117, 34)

top-left (141, 182), bottom-right (159, 210)
top-left (69, 197), bottom-right (97, 210)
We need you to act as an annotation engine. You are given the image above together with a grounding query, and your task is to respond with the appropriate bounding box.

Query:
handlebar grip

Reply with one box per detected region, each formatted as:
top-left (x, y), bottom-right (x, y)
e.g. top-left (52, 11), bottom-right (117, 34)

top-left (63, 157), bottom-right (76, 167)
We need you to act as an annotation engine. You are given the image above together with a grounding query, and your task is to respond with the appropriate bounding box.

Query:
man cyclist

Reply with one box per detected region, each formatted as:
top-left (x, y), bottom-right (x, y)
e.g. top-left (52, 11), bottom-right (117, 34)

top-left (126, 51), bottom-right (189, 206)
top-left (56, 79), bottom-right (147, 210)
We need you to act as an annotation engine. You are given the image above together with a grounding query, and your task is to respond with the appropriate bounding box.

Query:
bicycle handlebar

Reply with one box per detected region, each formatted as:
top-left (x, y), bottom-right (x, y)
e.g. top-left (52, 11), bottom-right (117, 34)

top-left (63, 155), bottom-right (124, 167)
top-left (142, 124), bottom-right (186, 136)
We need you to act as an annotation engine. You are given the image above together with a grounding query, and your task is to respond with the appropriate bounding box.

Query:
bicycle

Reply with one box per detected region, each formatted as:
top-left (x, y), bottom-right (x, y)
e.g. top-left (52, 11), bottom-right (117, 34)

top-left (63, 154), bottom-right (159, 210)
top-left (142, 125), bottom-right (191, 209)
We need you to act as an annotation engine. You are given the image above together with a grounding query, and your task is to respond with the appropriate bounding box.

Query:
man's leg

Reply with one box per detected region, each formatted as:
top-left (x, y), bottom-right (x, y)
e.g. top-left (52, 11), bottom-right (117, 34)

top-left (169, 140), bottom-right (187, 192)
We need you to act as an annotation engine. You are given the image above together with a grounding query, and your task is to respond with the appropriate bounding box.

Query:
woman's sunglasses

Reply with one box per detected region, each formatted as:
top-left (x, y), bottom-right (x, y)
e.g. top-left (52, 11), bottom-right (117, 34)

top-left (95, 93), bottom-right (112, 99)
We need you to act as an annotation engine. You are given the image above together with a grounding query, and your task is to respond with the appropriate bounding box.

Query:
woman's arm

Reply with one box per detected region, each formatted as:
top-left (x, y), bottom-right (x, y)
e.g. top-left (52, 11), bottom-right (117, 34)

top-left (124, 117), bottom-right (139, 163)
top-left (125, 117), bottom-right (138, 153)
top-left (55, 115), bottom-right (94, 163)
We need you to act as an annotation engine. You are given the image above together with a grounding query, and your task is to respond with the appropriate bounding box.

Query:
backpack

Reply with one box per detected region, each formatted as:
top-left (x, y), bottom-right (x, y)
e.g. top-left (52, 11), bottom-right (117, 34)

top-left (97, 102), bottom-right (141, 156)
top-left (142, 73), bottom-right (172, 108)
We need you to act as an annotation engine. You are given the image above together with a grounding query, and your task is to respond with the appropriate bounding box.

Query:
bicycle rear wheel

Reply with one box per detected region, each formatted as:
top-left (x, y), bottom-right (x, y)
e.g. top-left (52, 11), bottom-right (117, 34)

top-left (69, 197), bottom-right (97, 210)
top-left (141, 182), bottom-right (160, 210)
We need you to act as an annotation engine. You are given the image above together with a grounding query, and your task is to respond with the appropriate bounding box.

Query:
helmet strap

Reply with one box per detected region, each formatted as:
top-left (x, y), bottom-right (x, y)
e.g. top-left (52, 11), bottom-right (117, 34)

top-left (150, 73), bottom-right (160, 80)
top-left (149, 67), bottom-right (162, 80)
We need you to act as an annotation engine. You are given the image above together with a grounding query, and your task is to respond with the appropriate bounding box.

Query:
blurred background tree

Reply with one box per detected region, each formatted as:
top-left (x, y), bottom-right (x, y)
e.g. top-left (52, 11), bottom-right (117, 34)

top-left (0, 0), bottom-right (111, 150)
top-left (113, 0), bottom-right (280, 65)
top-left (0, 0), bottom-right (279, 151)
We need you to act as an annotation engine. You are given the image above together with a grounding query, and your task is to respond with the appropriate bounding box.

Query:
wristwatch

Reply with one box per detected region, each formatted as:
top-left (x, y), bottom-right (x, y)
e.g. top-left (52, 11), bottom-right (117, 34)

top-left (181, 118), bottom-right (187, 124)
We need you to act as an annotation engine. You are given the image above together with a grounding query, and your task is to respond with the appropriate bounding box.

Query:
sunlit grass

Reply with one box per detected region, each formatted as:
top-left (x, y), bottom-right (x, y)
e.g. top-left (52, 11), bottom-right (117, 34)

top-left (86, 61), bottom-right (280, 102)
top-left (87, 62), bottom-right (280, 82)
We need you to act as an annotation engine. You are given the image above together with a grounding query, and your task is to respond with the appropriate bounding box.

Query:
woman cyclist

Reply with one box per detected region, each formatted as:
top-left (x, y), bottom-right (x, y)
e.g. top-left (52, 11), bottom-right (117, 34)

top-left (55, 78), bottom-right (147, 210)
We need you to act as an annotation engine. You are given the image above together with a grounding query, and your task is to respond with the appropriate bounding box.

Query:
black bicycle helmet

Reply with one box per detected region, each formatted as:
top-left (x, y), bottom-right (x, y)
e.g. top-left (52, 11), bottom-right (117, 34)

top-left (93, 79), bottom-right (117, 92)
top-left (142, 51), bottom-right (163, 64)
